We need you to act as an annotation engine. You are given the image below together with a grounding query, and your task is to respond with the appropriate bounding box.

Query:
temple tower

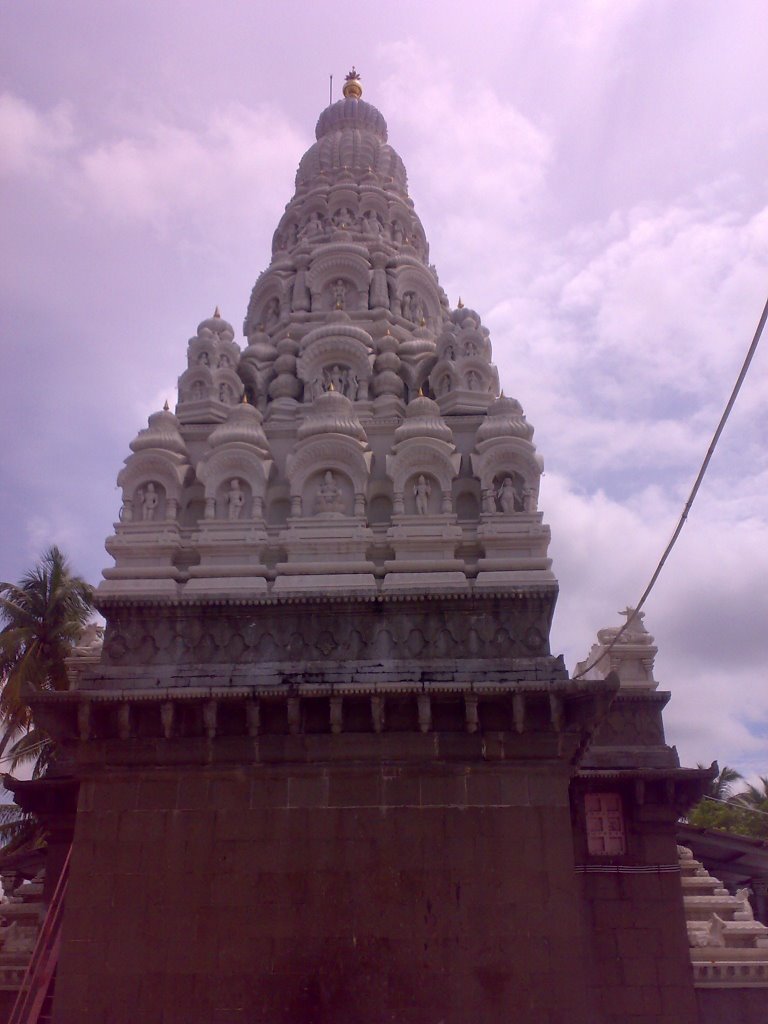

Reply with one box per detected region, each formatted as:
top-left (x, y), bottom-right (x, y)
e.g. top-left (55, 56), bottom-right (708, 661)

top-left (36, 72), bottom-right (704, 1024)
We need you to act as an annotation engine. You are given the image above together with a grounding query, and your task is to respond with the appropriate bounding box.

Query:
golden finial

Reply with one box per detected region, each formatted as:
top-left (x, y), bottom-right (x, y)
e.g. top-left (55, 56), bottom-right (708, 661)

top-left (457, 297), bottom-right (464, 309)
top-left (163, 400), bottom-right (170, 411)
top-left (418, 387), bottom-right (424, 397)
top-left (335, 299), bottom-right (343, 309)
top-left (419, 317), bottom-right (426, 328)
top-left (328, 381), bottom-right (335, 391)
top-left (213, 305), bottom-right (221, 318)
top-left (241, 392), bottom-right (248, 404)
top-left (342, 67), bottom-right (363, 100)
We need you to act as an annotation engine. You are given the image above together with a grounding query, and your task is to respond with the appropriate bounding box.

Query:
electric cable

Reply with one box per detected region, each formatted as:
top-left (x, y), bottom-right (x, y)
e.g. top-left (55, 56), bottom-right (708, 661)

top-left (572, 289), bottom-right (768, 680)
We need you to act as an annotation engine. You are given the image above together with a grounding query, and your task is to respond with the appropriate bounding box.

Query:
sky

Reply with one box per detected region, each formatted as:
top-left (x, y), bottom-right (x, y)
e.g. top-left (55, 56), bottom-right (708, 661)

top-left (1, 1), bottom-right (767, 779)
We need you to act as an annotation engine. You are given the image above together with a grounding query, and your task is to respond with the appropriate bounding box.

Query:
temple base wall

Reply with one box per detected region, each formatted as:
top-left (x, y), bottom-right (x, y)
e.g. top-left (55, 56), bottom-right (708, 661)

top-left (53, 762), bottom-right (598, 1024)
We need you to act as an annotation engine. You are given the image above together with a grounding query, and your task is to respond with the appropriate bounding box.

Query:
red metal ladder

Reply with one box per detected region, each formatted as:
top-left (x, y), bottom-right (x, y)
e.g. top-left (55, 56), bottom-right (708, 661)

top-left (8, 846), bottom-right (71, 1024)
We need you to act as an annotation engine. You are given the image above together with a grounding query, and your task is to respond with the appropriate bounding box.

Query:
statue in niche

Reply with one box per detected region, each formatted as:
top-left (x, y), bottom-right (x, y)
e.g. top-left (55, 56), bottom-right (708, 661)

top-left (332, 279), bottom-right (347, 310)
top-left (466, 369), bottom-right (481, 390)
top-left (496, 477), bottom-right (522, 514)
top-left (311, 374), bottom-right (324, 400)
top-left (219, 383), bottom-right (234, 404)
top-left (264, 297), bottom-right (280, 328)
top-left (332, 207), bottom-right (354, 229)
top-left (523, 485), bottom-right (536, 512)
top-left (300, 211), bottom-right (324, 238)
top-left (217, 354), bottom-right (230, 368)
top-left (315, 471), bottom-right (345, 514)
top-left (191, 381), bottom-right (205, 400)
top-left (345, 369), bottom-right (359, 400)
top-left (362, 211), bottom-right (382, 237)
top-left (328, 365), bottom-right (345, 392)
top-left (464, 340), bottom-right (479, 356)
top-left (444, 344), bottom-right (455, 361)
top-left (414, 475), bottom-right (431, 516)
top-left (139, 482), bottom-right (159, 521)
top-left (227, 478), bottom-right (245, 520)
top-left (391, 221), bottom-right (404, 244)
top-left (197, 352), bottom-right (210, 366)
top-left (438, 373), bottom-right (452, 396)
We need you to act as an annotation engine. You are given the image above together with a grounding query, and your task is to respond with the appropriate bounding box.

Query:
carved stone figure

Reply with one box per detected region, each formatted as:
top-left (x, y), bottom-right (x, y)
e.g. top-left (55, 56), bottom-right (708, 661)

top-left (333, 207), bottom-right (354, 229)
top-left (497, 477), bottom-right (518, 514)
top-left (414, 475), bottom-right (431, 516)
top-left (466, 369), bottom-right (480, 391)
top-left (300, 211), bottom-right (323, 238)
top-left (197, 352), bottom-right (210, 366)
top-left (264, 297), bottom-right (280, 328)
top-left (332, 279), bottom-right (347, 310)
top-left (219, 383), bottom-right (233, 404)
top-left (227, 478), bottom-right (245, 521)
top-left (345, 369), bottom-right (359, 400)
top-left (191, 381), bottom-right (205, 400)
top-left (362, 211), bottom-right (382, 237)
top-left (391, 221), bottom-right (404, 244)
top-left (140, 482), bottom-right (159, 521)
top-left (315, 471), bottom-right (345, 514)
top-left (523, 485), bottom-right (536, 512)
top-left (329, 365), bottom-right (345, 392)
top-left (217, 354), bottom-right (230, 368)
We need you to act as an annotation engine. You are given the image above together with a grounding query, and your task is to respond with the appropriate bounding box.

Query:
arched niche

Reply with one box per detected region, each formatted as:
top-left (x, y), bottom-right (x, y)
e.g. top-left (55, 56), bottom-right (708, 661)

top-left (117, 452), bottom-right (191, 523)
top-left (178, 366), bottom-right (213, 402)
top-left (470, 442), bottom-right (542, 512)
top-left (307, 252), bottom-right (371, 312)
top-left (287, 436), bottom-right (372, 517)
top-left (296, 336), bottom-right (373, 401)
top-left (212, 367), bottom-right (245, 406)
top-left (386, 440), bottom-right (461, 515)
top-left (391, 267), bottom-right (442, 323)
top-left (196, 447), bottom-right (272, 519)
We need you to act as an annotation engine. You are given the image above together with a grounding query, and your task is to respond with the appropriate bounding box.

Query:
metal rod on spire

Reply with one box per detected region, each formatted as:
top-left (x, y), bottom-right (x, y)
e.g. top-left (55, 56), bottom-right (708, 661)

top-left (329, 74), bottom-right (333, 106)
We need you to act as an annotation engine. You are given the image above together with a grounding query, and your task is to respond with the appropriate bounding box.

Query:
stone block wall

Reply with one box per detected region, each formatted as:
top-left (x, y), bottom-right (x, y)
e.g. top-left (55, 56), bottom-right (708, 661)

top-left (53, 762), bottom-right (598, 1024)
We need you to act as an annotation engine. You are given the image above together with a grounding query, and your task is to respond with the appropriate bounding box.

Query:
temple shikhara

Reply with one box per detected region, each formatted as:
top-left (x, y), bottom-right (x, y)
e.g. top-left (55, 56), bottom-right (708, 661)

top-left (8, 70), bottom-right (768, 1024)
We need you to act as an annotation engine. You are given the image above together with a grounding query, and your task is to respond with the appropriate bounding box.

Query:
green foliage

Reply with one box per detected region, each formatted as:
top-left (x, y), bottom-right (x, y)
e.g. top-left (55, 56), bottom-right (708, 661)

top-left (0, 545), bottom-right (94, 772)
top-left (0, 803), bottom-right (45, 856)
top-left (687, 766), bottom-right (768, 839)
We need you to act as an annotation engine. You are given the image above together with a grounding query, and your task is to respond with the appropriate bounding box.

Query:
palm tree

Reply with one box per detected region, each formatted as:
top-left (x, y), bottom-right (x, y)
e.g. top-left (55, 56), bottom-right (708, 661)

top-left (734, 777), bottom-right (768, 813)
top-left (703, 763), bottom-right (743, 800)
top-left (0, 546), bottom-right (94, 775)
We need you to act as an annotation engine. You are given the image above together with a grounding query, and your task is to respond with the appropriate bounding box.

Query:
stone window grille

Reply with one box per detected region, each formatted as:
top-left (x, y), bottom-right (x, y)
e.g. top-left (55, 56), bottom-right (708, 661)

top-left (585, 792), bottom-right (626, 856)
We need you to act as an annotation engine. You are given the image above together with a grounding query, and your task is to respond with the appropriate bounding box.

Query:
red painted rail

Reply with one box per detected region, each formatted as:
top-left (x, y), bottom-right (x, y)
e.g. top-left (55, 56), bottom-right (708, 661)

top-left (9, 846), bottom-right (71, 1024)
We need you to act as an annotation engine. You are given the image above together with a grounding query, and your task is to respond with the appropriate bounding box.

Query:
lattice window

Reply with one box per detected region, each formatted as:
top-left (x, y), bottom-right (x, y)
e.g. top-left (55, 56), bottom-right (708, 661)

top-left (585, 792), bottom-right (626, 856)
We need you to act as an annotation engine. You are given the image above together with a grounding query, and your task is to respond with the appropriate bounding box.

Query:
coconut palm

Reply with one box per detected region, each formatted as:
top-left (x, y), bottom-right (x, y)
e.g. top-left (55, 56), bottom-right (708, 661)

top-left (0, 546), bottom-right (94, 774)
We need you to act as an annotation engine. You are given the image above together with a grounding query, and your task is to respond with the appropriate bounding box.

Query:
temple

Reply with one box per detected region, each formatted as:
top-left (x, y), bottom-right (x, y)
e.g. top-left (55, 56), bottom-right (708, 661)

top-left (17, 70), bottom-right (767, 1024)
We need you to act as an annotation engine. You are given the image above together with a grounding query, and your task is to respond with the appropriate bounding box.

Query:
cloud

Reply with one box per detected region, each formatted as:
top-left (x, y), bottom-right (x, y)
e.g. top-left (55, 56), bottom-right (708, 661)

top-left (79, 104), bottom-right (303, 239)
top-left (0, 93), bottom-right (75, 176)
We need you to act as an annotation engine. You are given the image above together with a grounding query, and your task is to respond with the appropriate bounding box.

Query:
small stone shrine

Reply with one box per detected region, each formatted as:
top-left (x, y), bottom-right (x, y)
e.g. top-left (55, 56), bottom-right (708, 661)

top-left (32, 70), bottom-right (723, 1024)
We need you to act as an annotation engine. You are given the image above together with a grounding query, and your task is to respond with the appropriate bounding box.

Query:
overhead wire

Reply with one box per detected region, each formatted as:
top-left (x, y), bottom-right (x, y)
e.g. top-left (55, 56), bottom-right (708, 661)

top-left (572, 290), bottom-right (768, 680)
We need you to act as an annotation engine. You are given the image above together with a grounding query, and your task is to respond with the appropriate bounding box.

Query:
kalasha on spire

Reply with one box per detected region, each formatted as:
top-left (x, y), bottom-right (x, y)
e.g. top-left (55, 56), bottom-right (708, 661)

top-left (342, 66), bottom-right (363, 99)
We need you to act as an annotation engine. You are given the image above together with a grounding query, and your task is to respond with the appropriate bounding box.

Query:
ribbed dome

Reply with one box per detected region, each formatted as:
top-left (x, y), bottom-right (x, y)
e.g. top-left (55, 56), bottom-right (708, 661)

top-left (297, 389), bottom-right (367, 442)
top-left (315, 98), bottom-right (388, 142)
top-left (476, 395), bottom-right (534, 443)
top-left (208, 402), bottom-right (270, 454)
top-left (394, 395), bottom-right (453, 444)
top-left (129, 408), bottom-right (187, 456)
top-left (197, 312), bottom-right (235, 342)
top-left (296, 98), bottom-right (407, 192)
